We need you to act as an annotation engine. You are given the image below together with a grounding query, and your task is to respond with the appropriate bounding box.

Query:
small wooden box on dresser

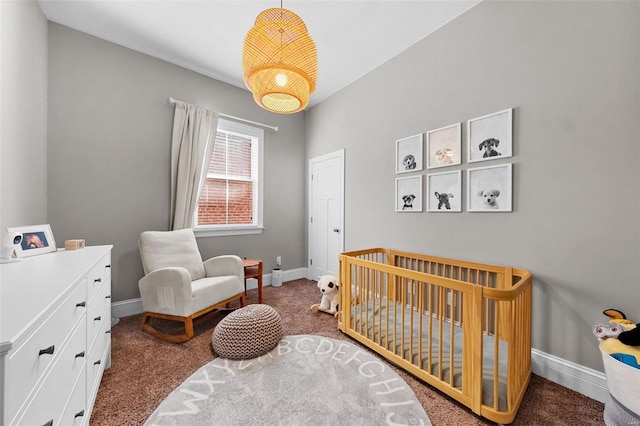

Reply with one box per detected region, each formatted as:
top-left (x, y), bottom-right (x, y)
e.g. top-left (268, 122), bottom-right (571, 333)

top-left (0, 245), bottom-right (113, 426)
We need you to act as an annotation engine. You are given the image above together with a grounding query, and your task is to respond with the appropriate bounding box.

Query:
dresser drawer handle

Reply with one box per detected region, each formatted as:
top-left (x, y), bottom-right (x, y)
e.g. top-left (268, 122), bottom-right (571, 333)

top-left (106, 264), bottom-right (111, 268)
top-left (42, 420), bottom-right (53, 426)
top-left (75, 351), bottom-right (85, 358)
top-left (74, 410), bottom-right (85, 418)
top-left (105, 330), bottom-right (112, 334)
top-left (38, 345), bottom-right (55, 356)
top-left (94, 360), bottom-right (101, 366)
top-left (105, 295), bottom-right (111, 300)
top-left (94, 278), bottom-right (102, 283)
top-left (94, 316), bottom-right (101, 321)
top-left (76, 301), bottom-right (86, 307)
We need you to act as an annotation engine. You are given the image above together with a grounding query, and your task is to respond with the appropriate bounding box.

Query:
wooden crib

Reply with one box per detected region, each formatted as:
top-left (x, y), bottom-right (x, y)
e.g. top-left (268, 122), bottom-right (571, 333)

top-left (338, 248), bottom-right (532, 424)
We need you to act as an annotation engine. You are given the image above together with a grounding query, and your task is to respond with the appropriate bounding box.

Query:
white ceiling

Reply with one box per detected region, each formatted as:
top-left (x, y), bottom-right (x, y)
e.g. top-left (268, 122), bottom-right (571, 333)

top-left (38, 0), bottom-right (480, 109)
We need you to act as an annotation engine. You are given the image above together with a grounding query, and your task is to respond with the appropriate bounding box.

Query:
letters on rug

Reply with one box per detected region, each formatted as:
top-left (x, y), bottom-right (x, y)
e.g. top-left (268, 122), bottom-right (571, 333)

top-left (145, 334), bottom-right (431, 425)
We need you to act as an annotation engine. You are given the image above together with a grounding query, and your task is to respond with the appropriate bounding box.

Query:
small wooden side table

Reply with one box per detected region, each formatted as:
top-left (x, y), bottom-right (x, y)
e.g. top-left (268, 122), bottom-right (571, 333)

top-left (242, 258), bottom-right (263, 304)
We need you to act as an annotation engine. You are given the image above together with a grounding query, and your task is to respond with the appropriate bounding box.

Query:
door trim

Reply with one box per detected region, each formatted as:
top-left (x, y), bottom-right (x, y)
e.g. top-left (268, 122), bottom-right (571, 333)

top-left (308, 149), bottom-right (345, 279)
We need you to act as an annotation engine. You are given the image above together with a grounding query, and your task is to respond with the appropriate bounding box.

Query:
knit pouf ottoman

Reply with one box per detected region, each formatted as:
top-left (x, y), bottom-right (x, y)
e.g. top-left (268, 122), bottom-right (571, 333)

top-left (212, 304), bottom-right (283, 359)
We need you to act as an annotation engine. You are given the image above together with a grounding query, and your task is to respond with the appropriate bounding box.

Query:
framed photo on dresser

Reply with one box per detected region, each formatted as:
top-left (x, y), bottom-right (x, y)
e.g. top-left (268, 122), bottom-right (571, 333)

top-left (7, 224), bottom-right (57, 258)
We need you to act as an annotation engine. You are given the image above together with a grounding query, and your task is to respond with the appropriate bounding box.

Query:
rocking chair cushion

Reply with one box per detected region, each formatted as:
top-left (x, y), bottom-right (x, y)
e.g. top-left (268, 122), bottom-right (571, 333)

top-left (212, 304), bottom-right (283, 359)
top-left (139, 229), bottom-right (206, 280)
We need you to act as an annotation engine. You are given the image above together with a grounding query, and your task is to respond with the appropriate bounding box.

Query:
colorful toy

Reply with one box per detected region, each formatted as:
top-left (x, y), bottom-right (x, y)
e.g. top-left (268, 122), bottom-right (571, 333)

top-left (594, 309), bottom-right (640, 369)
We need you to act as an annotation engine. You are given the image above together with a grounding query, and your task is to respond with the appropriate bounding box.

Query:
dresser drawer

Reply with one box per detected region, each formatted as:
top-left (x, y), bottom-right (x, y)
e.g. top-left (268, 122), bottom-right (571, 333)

top-left (5, 282), bottom-right (87, 421)
top-left (87, 278), bottom-right (111, 351)
top-left (13, 320), bottom-right (86, 426)
top-left (87, 303), bottom-right (111, 402)
top-left (59, 366), bottom-right (87, 426)
top-left (87, 252), bottom-right (111, 304)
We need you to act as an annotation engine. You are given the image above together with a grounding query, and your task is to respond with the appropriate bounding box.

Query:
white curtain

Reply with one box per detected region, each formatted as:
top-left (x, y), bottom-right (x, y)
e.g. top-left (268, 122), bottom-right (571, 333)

top-left (170, 101), bottom-right (219, 230)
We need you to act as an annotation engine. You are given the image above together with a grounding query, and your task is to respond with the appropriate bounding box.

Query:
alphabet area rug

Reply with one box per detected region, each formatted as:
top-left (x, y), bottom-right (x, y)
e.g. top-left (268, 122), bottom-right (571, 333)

top-left (145, 334), bottom-right (431, 426)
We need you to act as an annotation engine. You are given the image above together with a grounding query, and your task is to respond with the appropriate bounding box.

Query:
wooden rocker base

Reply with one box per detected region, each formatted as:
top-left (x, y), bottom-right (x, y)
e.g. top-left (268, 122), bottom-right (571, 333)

top-left (141, 293), bottom-right (246, 343)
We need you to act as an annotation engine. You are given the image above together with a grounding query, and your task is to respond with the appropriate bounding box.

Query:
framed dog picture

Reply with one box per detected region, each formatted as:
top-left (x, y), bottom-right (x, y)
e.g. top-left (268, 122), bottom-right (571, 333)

top-left (395, 175), bottom-right (422, 212)
top-left (7, 224), bottom-right (57, 258)
top-left (467, 163), bottom-right (512, 212)
top-left (426, 123), bottom-right (461, 169)
top-left (395, 133), bottom-right (423, 174)
top-left (467, 108), bottom-right (512, 163)
top-left (427, 170), bottom-right (462, 212)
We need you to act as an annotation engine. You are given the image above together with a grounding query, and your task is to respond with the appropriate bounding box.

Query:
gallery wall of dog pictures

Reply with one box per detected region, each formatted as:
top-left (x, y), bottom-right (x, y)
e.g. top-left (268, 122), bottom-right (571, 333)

top-left (426, 123), bottom-right (461, 169)
top-left (467, 108), bottom-right (512, 163)
top-left (395, 175), bottom-right (422, 212)
top-left (395, 134), bottom-right (424, 174)
top-left (427, 170), bottom-right (462, 212)
top-left (467, 164), bottom-right (512, 212)
top-left (392, 107), bottom-right (515, 214)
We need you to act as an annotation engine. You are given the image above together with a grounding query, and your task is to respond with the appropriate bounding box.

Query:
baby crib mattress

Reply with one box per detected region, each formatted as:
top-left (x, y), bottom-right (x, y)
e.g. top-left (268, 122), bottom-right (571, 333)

top-left (351, 299), bottom-right (508, 410)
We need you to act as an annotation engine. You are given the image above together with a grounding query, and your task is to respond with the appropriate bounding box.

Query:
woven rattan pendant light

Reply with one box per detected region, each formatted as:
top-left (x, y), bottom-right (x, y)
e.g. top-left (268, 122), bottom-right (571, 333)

top-left (242, 6), bottom-right (317, 114)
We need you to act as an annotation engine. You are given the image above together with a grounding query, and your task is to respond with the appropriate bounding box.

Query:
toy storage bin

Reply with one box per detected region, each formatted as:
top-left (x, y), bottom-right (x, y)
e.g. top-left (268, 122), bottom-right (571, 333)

top-left (600, 347), bottom-right (640, 425)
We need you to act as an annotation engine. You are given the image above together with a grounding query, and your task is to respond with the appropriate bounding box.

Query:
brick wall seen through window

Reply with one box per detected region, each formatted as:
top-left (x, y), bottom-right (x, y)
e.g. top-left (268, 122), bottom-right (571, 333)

top-left (197, 130), bottom-right (256, 225)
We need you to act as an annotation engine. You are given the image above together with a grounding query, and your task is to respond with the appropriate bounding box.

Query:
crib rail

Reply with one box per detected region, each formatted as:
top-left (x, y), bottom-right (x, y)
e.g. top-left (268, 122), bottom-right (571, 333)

top-left (338, 248), bottom-right (532, 424)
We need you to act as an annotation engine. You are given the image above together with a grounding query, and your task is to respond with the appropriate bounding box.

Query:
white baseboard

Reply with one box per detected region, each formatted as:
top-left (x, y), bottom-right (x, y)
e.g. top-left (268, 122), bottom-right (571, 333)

top-left (282, 267), bottom-right (308, 282)
top-left (531, 348), bottom-right (608, 403)
top-left (244, 267), bottom-right (308, 289)
top-left (111, 267), bottom-right (608, 404)
top-left (112, 267), bottom-right (310, 318)
top-left (111, 297), bottom-right (143, 319)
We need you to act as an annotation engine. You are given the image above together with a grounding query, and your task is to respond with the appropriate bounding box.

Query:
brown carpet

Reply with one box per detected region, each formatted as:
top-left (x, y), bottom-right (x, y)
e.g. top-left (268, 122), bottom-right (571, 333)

top-left (91, 279), bottom-right (604, 426)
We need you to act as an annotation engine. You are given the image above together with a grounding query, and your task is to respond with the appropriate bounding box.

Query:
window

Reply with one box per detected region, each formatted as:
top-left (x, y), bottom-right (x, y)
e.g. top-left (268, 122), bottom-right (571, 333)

top-left (194, 119), bottom-right (264, 236)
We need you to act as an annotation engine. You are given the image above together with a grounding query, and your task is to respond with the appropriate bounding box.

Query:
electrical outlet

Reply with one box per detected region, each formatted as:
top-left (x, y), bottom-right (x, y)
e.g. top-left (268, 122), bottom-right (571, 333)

top-left (276, 256), bottom-right (281, 266)
top-left (447, 292), bottom-right (453, 305)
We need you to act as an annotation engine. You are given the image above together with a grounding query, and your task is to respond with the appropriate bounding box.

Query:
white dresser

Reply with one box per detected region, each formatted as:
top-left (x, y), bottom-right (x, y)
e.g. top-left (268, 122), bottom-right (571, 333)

top-left (0, 245), bottom-right (112, 426)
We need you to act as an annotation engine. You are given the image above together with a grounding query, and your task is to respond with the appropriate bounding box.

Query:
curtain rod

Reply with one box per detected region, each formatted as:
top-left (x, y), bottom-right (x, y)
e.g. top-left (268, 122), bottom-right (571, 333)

top-left (169, 97), bottom-right (278, 132)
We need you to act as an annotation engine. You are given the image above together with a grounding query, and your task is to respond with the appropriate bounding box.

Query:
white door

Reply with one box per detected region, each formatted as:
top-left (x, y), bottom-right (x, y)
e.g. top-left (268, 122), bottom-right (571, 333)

top-left (308, 149), bottom-right (344, 279)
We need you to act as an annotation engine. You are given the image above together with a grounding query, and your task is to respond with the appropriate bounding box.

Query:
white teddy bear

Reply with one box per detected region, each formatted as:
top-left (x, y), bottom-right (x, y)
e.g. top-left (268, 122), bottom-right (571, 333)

top-left (310, 275), bottom-right (340, 315)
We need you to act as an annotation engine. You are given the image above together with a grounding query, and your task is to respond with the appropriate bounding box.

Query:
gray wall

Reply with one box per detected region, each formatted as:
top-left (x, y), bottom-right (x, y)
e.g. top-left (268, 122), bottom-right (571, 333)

top-left (305, 1), bottom-right (639, 371)
top-left (0, 1), bottom-right (48, 233)
top-left (47, 23), bottom-right (306, 302)
top-left (3, 0), bottom-right (638, 373)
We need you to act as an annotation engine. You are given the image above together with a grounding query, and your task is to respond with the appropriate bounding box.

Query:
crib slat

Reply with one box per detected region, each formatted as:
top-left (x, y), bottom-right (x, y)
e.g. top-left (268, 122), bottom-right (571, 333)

top-left (437, 285), bottom-right (444, 381)
top-left (449, 289), bottom-right (455, 387)
top-left (427, 283), bottom-right (433, 375)
top-left (493, 299), bottom-right (500, 411)
top-left (377, 269), bottom-right (382, 347)
top-left (471, 284), bottom-right (484, 414)
top-left (409, 278), bottom-right (414, 361)
top-left (461, 291), bottom-right (472, 398)
top-left (359, 265), bottom-right (365, 336)
top-left (418, 278), bottom-right (424, 370)
top-left (401, 277), bottom-right (406, 358)
top-left (392, 274), bottom-right (398, 355)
